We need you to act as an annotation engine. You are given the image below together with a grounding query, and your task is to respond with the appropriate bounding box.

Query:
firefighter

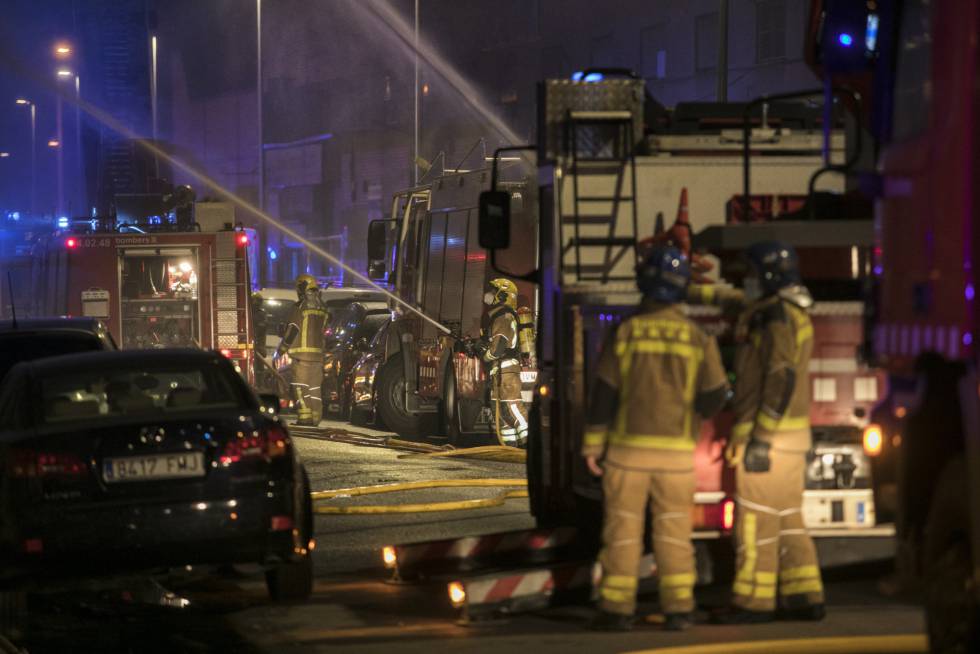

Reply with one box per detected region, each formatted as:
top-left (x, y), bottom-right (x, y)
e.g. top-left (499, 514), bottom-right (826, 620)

top-left (708, 241), bottom-right (826, 624)
top-left (479, 278), bottom-right (528, 448)
top-left (276, 274), bottom-right (328, 426)
top-left (585, 245), bottom-right (729, 632)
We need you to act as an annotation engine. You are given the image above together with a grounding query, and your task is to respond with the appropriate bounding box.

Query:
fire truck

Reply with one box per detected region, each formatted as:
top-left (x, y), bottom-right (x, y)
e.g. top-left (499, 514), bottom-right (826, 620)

top-left (365, 165), bottom-right (537, 443)
top-left (805, 0), bottom-right (980, 649)
top-left (476, 72), bottom-right (891, 555)
top-left (30, 189), bottom-right (257, 382)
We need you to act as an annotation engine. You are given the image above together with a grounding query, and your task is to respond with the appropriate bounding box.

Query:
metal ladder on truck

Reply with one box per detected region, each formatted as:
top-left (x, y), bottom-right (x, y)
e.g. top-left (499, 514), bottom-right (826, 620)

top-left (559, 109), bottom-right (640, 284)
top-left (212, 231), bottom-right (254, 384)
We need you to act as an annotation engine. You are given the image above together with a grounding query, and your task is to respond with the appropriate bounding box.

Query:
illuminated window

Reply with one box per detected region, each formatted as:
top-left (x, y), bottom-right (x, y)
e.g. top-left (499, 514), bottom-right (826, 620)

top-left (854, 377), bottom-right (879, 402)
top-left (813, 378), bottom-right (837, 402)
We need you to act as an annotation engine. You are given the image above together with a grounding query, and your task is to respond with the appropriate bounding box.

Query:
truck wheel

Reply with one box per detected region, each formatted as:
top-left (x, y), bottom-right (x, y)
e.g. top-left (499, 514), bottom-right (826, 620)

top-left (922, 457), bottom-right (980, 653)
top-left (442, 367), bottom-right (464, 447)
top-left (375, 358), bottom-right (421, 437)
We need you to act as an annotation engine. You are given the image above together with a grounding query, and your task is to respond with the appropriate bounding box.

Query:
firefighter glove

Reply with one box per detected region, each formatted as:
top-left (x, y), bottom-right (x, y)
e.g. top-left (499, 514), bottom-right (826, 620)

top-left (724, 439), bottom-right (746, 468)
top-left (742, 438), bottom-right (772, 473)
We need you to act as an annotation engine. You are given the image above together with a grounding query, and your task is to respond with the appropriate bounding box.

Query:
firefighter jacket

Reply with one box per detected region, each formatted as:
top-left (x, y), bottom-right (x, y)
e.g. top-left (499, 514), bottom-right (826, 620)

top-left (583, 301), bottom-right (729, 471)
top-left (482, 304), bottom-right (521, 375)
top-left (279, 291), bottom-right (328, 362)
top-left (730, 293), bottom-right (814, 453)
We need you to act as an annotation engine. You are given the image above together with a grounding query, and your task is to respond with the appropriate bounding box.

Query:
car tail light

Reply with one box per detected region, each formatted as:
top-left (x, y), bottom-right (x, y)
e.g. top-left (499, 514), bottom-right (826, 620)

top-left (863, 424), bottom-right (883, 457)
top-left (9, 450), bottom-right (87, 478)
top-left (23, 538), bottom-right (43, 554)
top-left (220, 424), bottom-right (290, 465)
top-left (270, 515), bottom-right (293, 531)
top-left (65, 237), bottom-right (78, 249)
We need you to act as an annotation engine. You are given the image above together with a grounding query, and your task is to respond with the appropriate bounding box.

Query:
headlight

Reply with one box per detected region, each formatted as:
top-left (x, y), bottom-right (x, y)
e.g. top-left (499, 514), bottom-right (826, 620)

top-left (806, 443), bottom-right (870, 490)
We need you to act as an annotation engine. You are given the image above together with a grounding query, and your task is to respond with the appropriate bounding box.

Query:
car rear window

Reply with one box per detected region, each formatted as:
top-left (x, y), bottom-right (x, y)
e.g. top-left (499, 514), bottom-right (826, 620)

top-left (0, 332), bottom-right (104, 383)
top-left (38, 361), bottom-right (245, 424)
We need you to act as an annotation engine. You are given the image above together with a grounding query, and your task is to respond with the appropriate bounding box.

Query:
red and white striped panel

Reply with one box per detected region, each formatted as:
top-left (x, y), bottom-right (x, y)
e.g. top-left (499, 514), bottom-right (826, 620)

top-left (394, 527), bottom-right (577, 569)
top-left (461, 562), bottom-right (594, 608)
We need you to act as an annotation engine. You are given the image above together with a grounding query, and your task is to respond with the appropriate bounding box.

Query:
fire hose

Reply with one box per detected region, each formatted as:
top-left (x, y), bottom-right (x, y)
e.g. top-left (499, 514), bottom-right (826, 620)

top-left (311, 478), bottom-right (528, 515)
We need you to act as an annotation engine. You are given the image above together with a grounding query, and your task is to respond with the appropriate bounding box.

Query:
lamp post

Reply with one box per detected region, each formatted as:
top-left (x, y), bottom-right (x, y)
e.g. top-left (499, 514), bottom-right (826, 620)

top-left (15, 99), bottom-right (36, 214)
top-left (55, 68), bottom-right (73, 217)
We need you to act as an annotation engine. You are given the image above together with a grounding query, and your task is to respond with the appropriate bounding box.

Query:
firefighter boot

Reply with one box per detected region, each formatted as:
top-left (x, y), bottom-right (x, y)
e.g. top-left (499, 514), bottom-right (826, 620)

top-left (589, 610), bottom-right (634, 632)
top-left (663, 612), bottom-right (695, 631)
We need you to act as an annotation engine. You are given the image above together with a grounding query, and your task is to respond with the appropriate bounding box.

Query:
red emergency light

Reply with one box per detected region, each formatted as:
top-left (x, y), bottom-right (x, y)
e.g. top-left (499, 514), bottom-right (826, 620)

top-left (236, 233), bottom-right (249, 247)
top-left (65, 237), bottom-right (78, 249)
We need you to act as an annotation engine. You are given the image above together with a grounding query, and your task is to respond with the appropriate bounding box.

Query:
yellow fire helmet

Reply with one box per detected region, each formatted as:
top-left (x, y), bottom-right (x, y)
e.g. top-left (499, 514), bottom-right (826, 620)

top-left (486, 278), bottom-right (518, 309)
top-left (295, 273), bottom-right (318, 297)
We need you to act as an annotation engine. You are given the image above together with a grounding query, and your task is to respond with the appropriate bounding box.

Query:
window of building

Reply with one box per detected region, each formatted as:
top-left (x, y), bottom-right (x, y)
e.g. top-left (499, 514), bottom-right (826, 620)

top-left (641, 25), bottom-right (668, 80)
top-left (695, 12), bottom-right (719, 72)
top-left (891, 0), bottom-right (932, 142)
top-left (756, 0), bottom-right (787, 63)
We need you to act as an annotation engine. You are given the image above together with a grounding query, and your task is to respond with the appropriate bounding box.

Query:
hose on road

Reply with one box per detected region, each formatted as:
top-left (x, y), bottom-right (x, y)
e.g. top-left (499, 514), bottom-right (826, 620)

top-left (311, 478), bottom-right (528, 515)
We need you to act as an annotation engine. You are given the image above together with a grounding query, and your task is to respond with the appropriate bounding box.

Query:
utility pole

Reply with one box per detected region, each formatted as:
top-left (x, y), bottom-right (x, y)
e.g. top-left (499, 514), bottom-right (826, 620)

top-left (716, 0), bottom-right (730, 102)
top-left (57, 95), bottom-right (64, 216)
top-left (413, 0), bottom-right (419, 185)
top-left (257, 0), bottom-right (267, 285)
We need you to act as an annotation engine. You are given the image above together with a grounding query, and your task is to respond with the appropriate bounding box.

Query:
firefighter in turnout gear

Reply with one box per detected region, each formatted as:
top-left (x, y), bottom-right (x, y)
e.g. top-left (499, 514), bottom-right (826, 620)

top-left (480, 278), bottom-right (529, 448)
top-left (585, 246), bottom-right (729, 632)
top-left (696, 241), bottom-right (825, 624)
top-left (277, 274), bottom-right (328, 426)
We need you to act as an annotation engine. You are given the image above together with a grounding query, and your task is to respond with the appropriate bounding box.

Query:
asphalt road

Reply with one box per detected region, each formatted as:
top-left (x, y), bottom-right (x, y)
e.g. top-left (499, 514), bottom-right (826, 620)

top-left (9, 419), bottom-right (926, 654)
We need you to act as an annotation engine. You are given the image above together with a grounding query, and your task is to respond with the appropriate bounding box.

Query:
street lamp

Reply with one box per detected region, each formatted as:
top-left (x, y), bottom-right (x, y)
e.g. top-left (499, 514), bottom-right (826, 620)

top-left (56, 68), bottom-right (73, 78)
top-left (47, 139), bottom-right (60, 148)
top-left (15, 98), bottom-right (37, 214)
top-left (0, 152), bottom-right (10, 158)
top-left (54, 43), bottom-right (72, 57)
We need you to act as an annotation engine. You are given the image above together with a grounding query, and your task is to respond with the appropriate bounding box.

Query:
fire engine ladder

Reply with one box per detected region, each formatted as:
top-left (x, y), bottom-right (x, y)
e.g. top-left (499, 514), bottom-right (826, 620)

top-left (560, 110), bottom-right (639, 283)
top-left (212, 232), bottom-right (249, 355)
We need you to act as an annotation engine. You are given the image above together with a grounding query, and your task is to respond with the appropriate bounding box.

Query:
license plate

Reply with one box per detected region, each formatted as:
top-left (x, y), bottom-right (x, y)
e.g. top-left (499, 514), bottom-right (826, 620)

top-left (103, 452), bottom-right (205, 483)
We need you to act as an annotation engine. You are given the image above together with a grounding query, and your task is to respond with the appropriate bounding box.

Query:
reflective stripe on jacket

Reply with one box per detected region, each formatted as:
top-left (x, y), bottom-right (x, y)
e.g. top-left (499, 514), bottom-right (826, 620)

top-left (731, 295), bottom-right (813, 451)
top-left (583, 302), bottom-right (727, 468)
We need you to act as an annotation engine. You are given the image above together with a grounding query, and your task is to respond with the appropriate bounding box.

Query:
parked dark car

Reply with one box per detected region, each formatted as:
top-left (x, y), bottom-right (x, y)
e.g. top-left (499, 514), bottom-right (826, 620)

top-left (348, 318), bottom-right (391, 427)
top-left (0, 318), bottom-right (117, 383)
top-left (0, 349), bottom-right (313, 600)
top-left (321, 301), bottom-right (391, 419)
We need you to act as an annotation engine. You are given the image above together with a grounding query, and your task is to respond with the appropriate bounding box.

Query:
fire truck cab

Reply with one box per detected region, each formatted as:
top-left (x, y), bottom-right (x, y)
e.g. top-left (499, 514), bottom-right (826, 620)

top-left (366, 167), bottom-right (537, 442)
top-left (807, 0), bottom-right (980, 648)
top-left (31, 192), bottom-right (256, 382)
top-left (479, 73), bottom-right (891, 563)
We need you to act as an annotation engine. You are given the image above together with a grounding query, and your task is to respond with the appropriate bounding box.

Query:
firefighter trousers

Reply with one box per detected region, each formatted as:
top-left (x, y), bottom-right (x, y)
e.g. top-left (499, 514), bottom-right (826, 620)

top-left (598, 462), bottom-right (696, 616)
top-left (733, 446), bottom-right (824, 612)
top-left (291, 356), bottom-right (323, 425)
top-left (490, 368), bottom-right (528, 446)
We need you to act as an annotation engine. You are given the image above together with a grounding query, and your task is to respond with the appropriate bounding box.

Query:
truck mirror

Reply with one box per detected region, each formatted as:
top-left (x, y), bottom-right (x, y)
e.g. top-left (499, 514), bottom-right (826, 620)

top-left (479, 190), bottom-right (511, 250)
top-left (368, 260), bottom-right (387, 280)
top-left (367, 221), bottom-right (388, 261)
top-left (367, 220), bottom-right (389, 280)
